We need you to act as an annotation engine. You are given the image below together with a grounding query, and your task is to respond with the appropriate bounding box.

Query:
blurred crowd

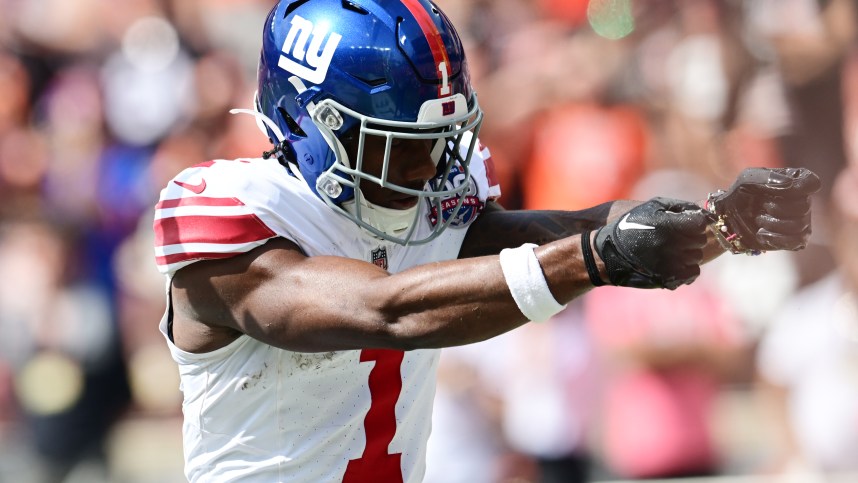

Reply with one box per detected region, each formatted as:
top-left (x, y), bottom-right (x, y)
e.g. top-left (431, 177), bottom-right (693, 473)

top-left (0, 0), bottom-right (856, 482)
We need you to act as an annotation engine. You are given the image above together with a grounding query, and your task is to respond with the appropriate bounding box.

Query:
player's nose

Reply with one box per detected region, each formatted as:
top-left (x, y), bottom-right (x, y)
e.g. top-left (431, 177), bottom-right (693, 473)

top-left (397, 140), bottom-right (437, 184)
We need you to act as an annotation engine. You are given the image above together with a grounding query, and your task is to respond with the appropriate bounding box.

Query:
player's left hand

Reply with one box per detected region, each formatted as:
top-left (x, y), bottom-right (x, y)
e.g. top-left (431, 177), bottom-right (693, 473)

top-left (707, 167), bottom-right (820, 253)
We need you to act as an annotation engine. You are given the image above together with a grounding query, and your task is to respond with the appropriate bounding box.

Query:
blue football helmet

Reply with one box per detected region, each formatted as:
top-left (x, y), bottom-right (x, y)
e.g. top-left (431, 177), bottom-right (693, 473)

top-left (253, 0), bottom-right (483, 245)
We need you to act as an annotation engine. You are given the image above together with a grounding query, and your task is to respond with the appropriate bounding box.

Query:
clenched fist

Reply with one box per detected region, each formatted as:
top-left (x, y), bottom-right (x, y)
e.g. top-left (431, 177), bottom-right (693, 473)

top-left (707, 167), bottom-right (820, 253)
top-left (593, 198), bottom-right (708, 290)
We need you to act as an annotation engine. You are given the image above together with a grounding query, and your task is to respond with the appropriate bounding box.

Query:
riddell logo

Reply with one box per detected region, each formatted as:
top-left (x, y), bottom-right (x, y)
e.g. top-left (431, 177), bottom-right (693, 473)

top-left (278, 15), bottom-right (342, 85)
top-left (442, 101), bottom-right (455, 116)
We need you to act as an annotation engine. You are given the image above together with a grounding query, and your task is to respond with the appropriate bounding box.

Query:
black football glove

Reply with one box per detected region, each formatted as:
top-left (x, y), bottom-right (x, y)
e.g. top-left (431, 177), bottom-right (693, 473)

top-left (592, 198), bottom-right (708, 290)
top-left (707, 167), bottom-right (820, 253)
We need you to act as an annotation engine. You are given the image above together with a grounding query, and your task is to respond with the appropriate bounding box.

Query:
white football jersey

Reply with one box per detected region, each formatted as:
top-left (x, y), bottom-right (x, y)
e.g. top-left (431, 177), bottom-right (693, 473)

top-left (153, 143), bottom-right (500, 482)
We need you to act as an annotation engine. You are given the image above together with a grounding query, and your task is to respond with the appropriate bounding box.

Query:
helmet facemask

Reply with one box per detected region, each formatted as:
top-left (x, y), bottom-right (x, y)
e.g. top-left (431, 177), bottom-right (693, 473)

top-left (308, 94), bottom-right (483, 246)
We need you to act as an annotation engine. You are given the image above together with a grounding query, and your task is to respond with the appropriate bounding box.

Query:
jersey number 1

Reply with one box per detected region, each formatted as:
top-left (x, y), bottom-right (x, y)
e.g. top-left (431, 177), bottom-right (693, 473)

top-left (342, 349), bottom-right (404, 483)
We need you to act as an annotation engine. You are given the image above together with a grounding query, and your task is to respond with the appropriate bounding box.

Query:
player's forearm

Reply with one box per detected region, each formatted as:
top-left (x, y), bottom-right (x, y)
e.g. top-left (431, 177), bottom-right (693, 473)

top-left (277, 237), bottom-right (597, 352)
top-left (171, 236), bottom-right (592, 353)
top-left (458, 200), bottom-right (641, 258)
top-left (372, 243), bottom-right (594, 349)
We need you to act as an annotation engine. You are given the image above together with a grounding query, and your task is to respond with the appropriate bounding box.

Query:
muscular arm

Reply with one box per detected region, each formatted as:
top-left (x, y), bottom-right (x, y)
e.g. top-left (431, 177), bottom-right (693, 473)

top-left (171, 233), bottom-right (597, 354)
top-left (171, 197), bottom-right (738, 355)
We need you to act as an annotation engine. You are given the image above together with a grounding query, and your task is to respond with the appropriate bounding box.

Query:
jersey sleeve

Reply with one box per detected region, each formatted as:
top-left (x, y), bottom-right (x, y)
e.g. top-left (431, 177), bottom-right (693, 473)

top-left (153, 159), bottom-right (279, 276)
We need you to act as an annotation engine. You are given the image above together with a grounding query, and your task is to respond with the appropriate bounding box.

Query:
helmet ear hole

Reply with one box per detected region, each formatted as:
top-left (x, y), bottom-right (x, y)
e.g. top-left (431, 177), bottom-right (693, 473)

top-left (278, 107), bottom-right (307, 137)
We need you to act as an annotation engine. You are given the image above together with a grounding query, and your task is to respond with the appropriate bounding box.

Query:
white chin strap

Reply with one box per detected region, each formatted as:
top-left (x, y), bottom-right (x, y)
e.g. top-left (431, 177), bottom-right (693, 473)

top-left (342, 195), bottom-right (419, 237)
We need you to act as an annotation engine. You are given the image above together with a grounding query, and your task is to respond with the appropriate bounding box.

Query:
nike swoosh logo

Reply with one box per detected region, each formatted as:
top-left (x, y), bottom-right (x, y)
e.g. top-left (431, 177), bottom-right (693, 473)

top-left (617, 213), bottom-right (655, 230)
top-left (174, 179), bottom-right (207, 194)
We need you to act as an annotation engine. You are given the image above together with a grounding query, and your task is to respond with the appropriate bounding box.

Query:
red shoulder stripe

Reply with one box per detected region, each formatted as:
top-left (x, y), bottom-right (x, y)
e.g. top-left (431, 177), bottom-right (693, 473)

top-left (154, 214), bottom-right (276, 247)
top-left (156, 251), bottom-right (242, 267)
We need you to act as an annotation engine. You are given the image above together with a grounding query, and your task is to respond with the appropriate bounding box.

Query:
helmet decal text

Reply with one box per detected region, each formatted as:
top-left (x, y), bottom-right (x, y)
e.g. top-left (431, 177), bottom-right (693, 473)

top-left (278, 15), bottom-right (342, 85)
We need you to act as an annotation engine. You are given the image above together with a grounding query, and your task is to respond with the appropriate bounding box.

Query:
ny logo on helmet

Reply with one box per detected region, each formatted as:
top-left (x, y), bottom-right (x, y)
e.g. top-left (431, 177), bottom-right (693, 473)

top-left (278, 15), bottom-right (342, 85)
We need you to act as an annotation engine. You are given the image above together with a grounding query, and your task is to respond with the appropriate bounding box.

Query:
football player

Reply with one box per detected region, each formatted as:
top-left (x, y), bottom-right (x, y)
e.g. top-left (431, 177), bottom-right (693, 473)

top-left (153, 0), bottom-right (819, 481)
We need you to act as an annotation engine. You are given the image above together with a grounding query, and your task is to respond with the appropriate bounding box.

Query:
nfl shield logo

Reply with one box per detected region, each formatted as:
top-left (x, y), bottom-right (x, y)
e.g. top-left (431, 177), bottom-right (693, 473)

top-left (371, 247), bottom-right (388, 270)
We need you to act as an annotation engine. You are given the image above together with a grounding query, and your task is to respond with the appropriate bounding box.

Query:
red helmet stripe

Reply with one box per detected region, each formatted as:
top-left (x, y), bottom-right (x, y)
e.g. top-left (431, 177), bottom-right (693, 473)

top-left (400, 0), bottom-right (450, 97)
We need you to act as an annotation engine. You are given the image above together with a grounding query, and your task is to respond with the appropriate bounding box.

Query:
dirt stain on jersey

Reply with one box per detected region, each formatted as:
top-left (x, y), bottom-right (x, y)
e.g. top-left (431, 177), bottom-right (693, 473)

top-left (291, 352), bottom-right (336, 371)
top-left (239, 362), bottom-right (269, 390)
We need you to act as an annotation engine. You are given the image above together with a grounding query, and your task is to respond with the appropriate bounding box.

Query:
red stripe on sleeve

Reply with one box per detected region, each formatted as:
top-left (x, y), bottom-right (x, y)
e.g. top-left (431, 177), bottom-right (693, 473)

top-left (156, 251), bottom-right (244, 267)
top-left (483, 155), bottom-right (499, 188)
top-left (155, 196), bottom-right (244, 210)
top-left (154, 214), bottom-right (276, 247)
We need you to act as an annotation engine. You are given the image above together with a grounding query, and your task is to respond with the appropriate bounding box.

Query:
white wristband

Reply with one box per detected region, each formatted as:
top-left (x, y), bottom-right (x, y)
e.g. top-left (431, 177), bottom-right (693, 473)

top-left (499, 243), bottom-right (566, 322)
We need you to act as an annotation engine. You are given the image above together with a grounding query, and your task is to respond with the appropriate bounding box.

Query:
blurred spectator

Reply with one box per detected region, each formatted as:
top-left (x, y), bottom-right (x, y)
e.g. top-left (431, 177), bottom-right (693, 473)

top-left (751, 0), bottom-right (856, 197)
top-left (0, 221), bottom-right (130, 483)
top-left (524, 101), bottom-right (647, 211)
top-left (101, 16), bottom-right (193, 147)
top-left (39, 66), bottom-right (107, 224)
top-left (498, 304), bottom-right (599, 483)
top-left (0, 52), bottom-right (30, 134)
top-left (756, 165), bottom-right (858, 476)
top-left (585, 269), bottom-right (749, 479)
top-left (748, 0), bottom-right (858, 287)
top-left (425, 337), bottom-right (509, 483)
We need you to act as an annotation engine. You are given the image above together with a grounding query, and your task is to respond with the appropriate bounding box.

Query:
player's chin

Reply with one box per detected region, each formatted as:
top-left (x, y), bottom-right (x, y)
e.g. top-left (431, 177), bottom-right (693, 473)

top-left (386, 197), bottom-right (419, 210)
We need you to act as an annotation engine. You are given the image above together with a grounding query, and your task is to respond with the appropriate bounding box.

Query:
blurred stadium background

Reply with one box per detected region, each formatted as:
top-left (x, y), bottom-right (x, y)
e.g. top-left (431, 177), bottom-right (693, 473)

top-left (1, 0), bottom-right (857, 482)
